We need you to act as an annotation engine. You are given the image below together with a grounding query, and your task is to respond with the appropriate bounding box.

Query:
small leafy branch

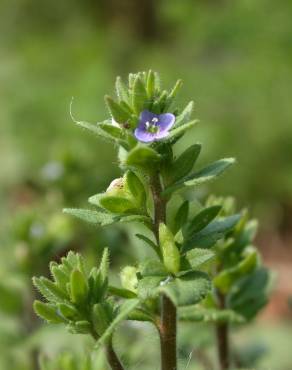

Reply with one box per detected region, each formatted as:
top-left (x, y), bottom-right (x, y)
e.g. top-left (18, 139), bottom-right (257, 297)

top-left (33, 71), bottom-right (272, 370)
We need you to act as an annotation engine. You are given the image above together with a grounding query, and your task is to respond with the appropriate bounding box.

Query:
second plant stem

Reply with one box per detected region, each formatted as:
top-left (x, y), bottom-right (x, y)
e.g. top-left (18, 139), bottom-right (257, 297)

top-left (216, 289), bottom-right (230, 370)
top-left (106, 344), bottom-right (125, 370)
top-left (150, 172), bottom-right (177, 370)
top-left (91, 330), bottom-right (124, 370)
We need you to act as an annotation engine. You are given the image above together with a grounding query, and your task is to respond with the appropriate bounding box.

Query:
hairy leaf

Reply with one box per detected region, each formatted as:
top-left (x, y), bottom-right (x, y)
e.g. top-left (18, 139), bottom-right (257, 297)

top-left (171, 144), bottom-right (202, 183)
top-left (125, 171), bottom-right (146, 207)
top-left (70, 269), bottom-right (88, 304)
top-left (214, 250), bottom-right (258, 293)
top-left (160, 271), bottom-right (211, 306)
top-left (33, 277), bottom-right (68, 303)
top-left (163, 158), bottom-right (236, 196)
top-left (159, 223), bottom-right (180, 274)
top-left (105, 95), bottom-right (130, 124)
top-left (34, 301), bottom-right (65, 323)
top-left (146, 70), bottom-right (155, 98)
top-left (186, 205), bottom-right (222, 236)
top-left (173, 201), bottom-right (189, 234)
top-left (136, 234), bottom-right (160, 257)
top-left (125, 146), bottom-right (161, 171)
top-left (63, 208), bottom-right (115, 226)
top-left (115, 76), bottom-right (129, 102)
top-left (108, 286), bottom-right (137, 299)
top-left (139, 259), bottom-right (168, 277)
top-left (99, 196), bottom-right (136, 214)
top-left (94, 299), bottom-right (139, 349)
top-left (179, 306), bottom-right (245, 324)
top-left (182, 214), bottom-right (241, 252)
top-left (174, 101), bottom-right (194, 127)
top-left (184, 248), bottom-right (215, 270)
top-left (227, 268), bottom-right (272, 321)
top-left (132, 76), bottom-right (147, 114)
top-left (165, 119), bottom-right (199, 142)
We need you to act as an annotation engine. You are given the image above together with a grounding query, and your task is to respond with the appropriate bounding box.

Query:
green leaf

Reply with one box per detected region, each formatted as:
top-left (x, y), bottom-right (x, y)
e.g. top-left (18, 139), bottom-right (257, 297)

top-left (98, 123), bottom-right (128, 144)
top-left (186, 205), bottom-right (222, 236)
top-left (105, 95), bottom-right (130, 124)
top-left (120, 101), bottom-right (134, 116)
top-left (125, 146), bottom-right (161, 171)
top-left (135, 234), bottom-right (160, 257)
top-left (179, 306), bottom-right (245, 324)
top-left (108, 286), bottom-right (137, 299)
top-left (94, 299), bottom-right (139, 349)
top-left (184, 158), bottom-right (236, 186)
top-left (73, 120), bottom-right (116, 143)
top-left (154, 71), bottom-right (161, 90)
top-left (175, 101), bottom-right (194, 127)
top-left (132, 76), bottom-right (147, 114)
top-left (50, 264), bottom-right (69, 291)
top-left (167, 79), bottom-right (183, 102)
top-left (125, 171), bottom-right (146, 207)
top-left (163, 158), bottom-right (236, 196)
top-left (115, 76), bottom-right (129, 102)
top-left (171, 144), bottom-right (202, 183)
top-left (227, 268), bottom-right (272, 320)
top-left (128, 73), bottom-right (136, 89)
top-left (57, 303), bottom-right (79, 320)
top-left (155, 90), bottom-right (168, 111)
top-left (160, 271), bottom-right (211, 306)
top-left (92, 303), bottom-right (112, 336)
top-left (99, 248), bottom-right (109, 283)
top-left (33, 301), bottom-right (65, 323)
top-left (146, 70), bottom-right (155, 98)
top-left (182, 214), bottom-right (241, 252)
top-left (63, 208), bottom-right (115, 226)
top-left (173, 201), bottom-right (189, 234)
top-left (69, 320), bottom-right (91, 334)
top-left (127, 308), bottom-right (154, 322)
top-left (88, 269), bottom-right (107, 304)
top-left (233, 219), bottom-right (258, 251)
top-left (137, 276), bottom-right (164, 300)
top-left (99, 196), bottom-right (136, 214)
top-left (33, 277), bottom-right (68, 303)
top-left (120, 266), bottom-right (138, 292)
top-left (70, 269), bottom-right (88, 304)
top-left (118, 214), bottom-right (151, 226)
top-left (88, 194), bottom-right (105, 207)
top-left (184, 248), bottom-right (215, 270)
top-left (139, 259), bottom-right (168, 277)
top-left (159, 223), bottom-right (180, 274)
top-left (165, 119), bottom-right (199, 142)
top-left (214, 250), bottom-right (258, 293)
top-left (66, 251), bottom-right (78, 268)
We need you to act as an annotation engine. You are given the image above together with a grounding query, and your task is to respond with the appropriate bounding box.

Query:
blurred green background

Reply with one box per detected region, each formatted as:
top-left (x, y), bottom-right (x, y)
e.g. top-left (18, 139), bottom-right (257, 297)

top-left (0, 0), bottom-right (292, 369)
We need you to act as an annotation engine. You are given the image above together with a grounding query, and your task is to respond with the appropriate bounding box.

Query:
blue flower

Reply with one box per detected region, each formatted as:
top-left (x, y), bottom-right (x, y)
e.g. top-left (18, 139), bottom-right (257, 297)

top-left (134, 110), bottom-right (175, 143)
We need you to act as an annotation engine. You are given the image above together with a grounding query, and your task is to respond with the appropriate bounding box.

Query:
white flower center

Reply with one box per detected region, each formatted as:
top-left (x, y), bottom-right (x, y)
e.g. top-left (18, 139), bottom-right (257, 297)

top-left (145, 117), bottom-right (160, 133)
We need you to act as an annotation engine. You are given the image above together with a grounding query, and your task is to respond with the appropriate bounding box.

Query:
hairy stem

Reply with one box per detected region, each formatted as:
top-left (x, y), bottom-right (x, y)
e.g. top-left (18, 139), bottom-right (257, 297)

top-left (106, 344), bottom-right (125, 370)
top-left (216, 290), bottom-right (230, 370)
top-left (159, 294), bottom-right (177, 370)
top-left (91, 331), bottom-right (125, 370)
top-left (150, 172), bottom-right (177, 370)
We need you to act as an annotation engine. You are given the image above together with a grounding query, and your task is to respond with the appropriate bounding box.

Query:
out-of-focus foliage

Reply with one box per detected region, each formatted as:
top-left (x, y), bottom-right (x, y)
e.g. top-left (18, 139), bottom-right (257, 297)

top-left (1, 0), bottom-right (292, 369)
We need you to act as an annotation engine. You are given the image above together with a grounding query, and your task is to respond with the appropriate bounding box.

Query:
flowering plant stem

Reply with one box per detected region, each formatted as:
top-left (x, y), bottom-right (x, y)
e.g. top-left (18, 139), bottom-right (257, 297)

top-left (216, 289), bottom-right (230, 370)
top-left (91, 331), bottom-right (124, 370)
top-left (106, 344), bottom-right (125, 370)
top-left (150, 172), bottom-right (177, 370)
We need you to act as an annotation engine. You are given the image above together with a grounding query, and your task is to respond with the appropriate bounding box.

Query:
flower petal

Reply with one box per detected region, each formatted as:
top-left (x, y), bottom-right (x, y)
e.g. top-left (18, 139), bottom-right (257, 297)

top-left (140, 110), bottom-right (157, 124)
top-left (134, 128), bottom-right (156, 143)
top-left (157, 113), bottom-right (176, 132)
